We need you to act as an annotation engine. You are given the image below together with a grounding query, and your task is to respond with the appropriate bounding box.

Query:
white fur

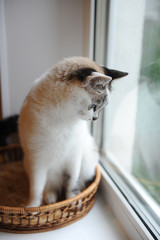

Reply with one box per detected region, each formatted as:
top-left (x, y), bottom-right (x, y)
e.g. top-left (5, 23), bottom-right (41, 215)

top-left (19, 64), bottom-right (99, 207)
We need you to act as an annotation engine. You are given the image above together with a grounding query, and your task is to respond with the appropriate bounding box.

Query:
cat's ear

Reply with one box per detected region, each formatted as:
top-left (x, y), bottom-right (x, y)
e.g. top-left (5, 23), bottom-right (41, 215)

top-left (102, 66), bottom-right (128, 80)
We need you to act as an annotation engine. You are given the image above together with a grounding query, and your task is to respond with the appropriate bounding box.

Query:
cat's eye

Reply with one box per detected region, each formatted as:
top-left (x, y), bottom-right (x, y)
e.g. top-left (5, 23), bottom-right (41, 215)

top-left (96, 84), bottom-right (105, 91)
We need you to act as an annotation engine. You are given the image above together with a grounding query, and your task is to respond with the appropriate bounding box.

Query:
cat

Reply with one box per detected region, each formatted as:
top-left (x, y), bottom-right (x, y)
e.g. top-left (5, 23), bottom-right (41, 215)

top-left (18, 56), bottom-right (128, 207)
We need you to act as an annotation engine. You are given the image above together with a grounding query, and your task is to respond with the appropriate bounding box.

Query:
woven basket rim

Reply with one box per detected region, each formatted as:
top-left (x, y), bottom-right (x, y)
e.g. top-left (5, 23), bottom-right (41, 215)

top-left (0, 143), bottom-right (20, 151)
top-left (0, 146), bottom-right (101, 213)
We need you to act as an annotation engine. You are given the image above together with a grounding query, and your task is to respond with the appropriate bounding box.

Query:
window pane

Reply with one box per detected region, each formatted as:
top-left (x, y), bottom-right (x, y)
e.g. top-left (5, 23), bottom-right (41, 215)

top-left (102, 0), bottom-right (160, 212)
top-left (132, 1), bottom-right (160, 206)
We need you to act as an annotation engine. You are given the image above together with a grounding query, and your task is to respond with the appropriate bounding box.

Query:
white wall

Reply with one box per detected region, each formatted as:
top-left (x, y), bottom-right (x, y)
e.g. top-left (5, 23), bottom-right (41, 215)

top-left (0, 0), bottom-right (90, 117)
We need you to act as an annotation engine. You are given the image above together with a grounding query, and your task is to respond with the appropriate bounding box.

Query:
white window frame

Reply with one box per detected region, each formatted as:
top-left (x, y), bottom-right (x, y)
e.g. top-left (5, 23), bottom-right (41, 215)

top-left (100, 165), bottom-right (157, 240)
top-left (90, 1), bottom-right (160, 239)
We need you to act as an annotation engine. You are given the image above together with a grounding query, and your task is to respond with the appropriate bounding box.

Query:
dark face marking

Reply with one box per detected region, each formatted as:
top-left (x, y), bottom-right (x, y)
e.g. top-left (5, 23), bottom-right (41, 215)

top-left (88, 103), bottom-right (96, 111)
top-left (68, 68), bottom-right (97, 82)
top-left (85, 74), bottom-right (109, 117)
top-left (88, 92), bottom-right (108, 121)
top-left (93, 95), bottom-right (108, 111)
top-left (77, 72), bottom-right (110, 121)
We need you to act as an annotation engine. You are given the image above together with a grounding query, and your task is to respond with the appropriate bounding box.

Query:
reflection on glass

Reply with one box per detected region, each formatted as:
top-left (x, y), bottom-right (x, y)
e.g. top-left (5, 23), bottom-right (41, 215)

top-left (132, 0), bottom-right (160, 205)
top-left (103, 0), bottom-right (160, 207)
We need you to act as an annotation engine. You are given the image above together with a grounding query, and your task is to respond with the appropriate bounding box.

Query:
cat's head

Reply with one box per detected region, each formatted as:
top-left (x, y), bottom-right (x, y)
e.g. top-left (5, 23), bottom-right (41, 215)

top-left (66, 61), bottom-right (128, 121)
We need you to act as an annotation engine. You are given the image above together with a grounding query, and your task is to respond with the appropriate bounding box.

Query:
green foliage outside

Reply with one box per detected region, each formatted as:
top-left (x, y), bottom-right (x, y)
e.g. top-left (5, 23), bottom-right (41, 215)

top-left (132, 12), bottom-right (160, 205)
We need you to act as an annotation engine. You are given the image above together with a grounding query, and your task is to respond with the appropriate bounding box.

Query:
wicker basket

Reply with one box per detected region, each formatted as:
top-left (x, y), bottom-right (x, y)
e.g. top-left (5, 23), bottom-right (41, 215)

top-left (0, 144), bottom-right (101, 233)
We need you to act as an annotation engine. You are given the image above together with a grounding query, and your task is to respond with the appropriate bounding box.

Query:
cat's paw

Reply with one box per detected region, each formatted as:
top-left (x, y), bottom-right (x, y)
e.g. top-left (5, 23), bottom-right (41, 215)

top-left (43, 191), bottom-right (57, 204)
top-left (25, 200), bottom-right (42, 214)
top-left (26, 199), bottom-right (41, 208)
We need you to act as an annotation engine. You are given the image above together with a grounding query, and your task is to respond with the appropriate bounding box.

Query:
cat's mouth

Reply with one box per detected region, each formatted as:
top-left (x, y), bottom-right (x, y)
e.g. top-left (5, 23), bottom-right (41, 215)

top-left (92, 116), bottom-right (98, 121)
top-left (92, 111), bottom-right (99, 121)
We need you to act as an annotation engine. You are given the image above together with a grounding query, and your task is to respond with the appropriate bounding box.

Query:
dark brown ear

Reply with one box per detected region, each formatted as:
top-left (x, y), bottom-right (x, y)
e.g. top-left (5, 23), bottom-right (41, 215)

top-left (102, 66), bottom-right (128, 79)
top-left (68, 68), bottom-right (96, 82)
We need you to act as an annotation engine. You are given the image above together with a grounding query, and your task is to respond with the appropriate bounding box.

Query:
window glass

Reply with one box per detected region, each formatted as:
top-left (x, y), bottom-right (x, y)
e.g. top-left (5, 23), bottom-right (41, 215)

top-left (101, 0), bottom-right (160, 212)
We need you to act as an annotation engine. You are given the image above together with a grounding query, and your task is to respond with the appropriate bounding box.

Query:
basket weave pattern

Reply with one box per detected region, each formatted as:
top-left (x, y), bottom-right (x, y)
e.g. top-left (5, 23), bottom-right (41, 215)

top-left (0, 144), bottom-right (101, 233)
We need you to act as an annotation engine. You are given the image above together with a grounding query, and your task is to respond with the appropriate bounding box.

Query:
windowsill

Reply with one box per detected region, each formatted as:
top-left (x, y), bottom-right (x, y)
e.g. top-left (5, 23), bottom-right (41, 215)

top-left (99, 164), bottom-right (159, 240)
top-left (0, 193), bottom-right (128, 240)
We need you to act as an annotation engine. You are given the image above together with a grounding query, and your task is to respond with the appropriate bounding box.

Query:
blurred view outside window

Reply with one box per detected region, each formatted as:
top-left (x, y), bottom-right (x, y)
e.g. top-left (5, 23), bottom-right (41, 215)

top-left (132, 1), bottom-right (160, 205)
top-left (102, 0), bottom-right (160, 209)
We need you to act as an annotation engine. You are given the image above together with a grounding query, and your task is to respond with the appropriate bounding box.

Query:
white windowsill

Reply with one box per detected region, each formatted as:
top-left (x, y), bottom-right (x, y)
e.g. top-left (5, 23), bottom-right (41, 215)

top-left (0, 193), bottom-right (128, 240)
top-left (99, 165), bottom-right (158, 240)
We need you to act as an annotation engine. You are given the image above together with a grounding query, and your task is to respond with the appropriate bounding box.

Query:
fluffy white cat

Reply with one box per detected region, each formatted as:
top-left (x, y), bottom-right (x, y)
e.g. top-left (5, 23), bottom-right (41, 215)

top-left (18, 56), bottom-right (128, 207)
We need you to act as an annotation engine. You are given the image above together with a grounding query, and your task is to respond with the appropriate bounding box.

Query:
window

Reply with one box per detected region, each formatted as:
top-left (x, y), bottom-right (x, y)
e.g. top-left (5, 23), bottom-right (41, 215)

top-left (92, 0), bottom-right (160, 239)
